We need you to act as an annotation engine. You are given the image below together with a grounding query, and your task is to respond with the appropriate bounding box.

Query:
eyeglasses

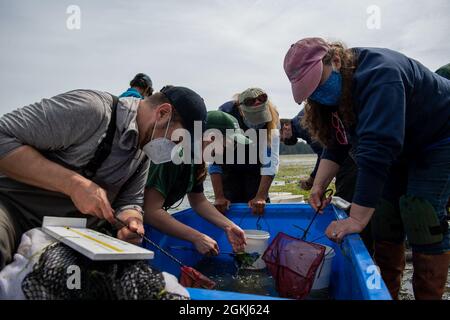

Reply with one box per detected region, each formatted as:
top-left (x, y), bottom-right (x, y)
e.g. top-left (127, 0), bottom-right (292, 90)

top-left (241, 93), bottom-right (268, 107)
top-left (331, 112), bottom-right (348, 145)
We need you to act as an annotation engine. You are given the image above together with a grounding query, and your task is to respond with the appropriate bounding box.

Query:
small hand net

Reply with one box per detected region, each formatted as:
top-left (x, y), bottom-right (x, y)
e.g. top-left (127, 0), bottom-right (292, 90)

top-left (22, 242), bottom-right (188, 300)
top-left (262, 232), bottom-right (325, 299)
top-left (179, 266), bottom-right (216, 289)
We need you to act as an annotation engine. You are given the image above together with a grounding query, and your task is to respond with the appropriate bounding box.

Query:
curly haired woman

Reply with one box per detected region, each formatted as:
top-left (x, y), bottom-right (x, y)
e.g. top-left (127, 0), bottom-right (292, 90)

top-left (284, 37), bottom-right (450, 300)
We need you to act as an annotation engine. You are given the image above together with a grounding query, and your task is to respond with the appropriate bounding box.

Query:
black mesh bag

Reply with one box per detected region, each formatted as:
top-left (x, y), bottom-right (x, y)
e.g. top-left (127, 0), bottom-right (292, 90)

top-left (22, 242), bottom-right (188, 300)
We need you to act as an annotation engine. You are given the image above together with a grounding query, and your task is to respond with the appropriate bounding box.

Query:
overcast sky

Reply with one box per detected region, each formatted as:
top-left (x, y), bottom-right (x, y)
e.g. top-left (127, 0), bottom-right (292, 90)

top-left (0, 0), bottom-right (449, 118)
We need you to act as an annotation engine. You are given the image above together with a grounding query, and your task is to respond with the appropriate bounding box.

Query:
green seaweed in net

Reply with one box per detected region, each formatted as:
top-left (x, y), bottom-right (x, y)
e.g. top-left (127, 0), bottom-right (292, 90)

top-left (233, 252), bottom-right (260, 269)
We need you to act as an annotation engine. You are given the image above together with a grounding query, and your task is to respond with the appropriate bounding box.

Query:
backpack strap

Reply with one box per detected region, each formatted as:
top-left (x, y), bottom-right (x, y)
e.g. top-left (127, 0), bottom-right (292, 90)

top-left (118, 156), bottom-right (149, 196)
top-left (82, 95), bottom-right (119, 178)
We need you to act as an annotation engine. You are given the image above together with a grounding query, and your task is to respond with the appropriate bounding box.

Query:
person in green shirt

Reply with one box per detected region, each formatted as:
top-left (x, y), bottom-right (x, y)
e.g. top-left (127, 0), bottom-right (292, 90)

top-left (144, 111), bottom-right (251, 255)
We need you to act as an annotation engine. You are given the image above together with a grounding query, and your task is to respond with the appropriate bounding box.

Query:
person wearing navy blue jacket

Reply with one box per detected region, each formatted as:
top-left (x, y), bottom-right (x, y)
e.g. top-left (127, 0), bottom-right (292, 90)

top-left (120, 73), bottom-right (154, 99)
top-left (284, 37), bottom-right (450, 300)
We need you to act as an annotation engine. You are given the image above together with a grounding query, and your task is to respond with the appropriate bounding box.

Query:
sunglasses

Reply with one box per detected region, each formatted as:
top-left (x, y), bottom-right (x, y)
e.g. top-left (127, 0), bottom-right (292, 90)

top-left (241, 93), bottom-right (268, 107)
top-left (331, 112), bottom-right (348, 145)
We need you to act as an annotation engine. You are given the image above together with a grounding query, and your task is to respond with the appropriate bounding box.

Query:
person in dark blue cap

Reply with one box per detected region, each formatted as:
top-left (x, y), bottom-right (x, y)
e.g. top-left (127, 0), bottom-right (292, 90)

top-left (0, 85), bottom-right (207, 270)
top-left (120, 73), bottom-right (154, 99)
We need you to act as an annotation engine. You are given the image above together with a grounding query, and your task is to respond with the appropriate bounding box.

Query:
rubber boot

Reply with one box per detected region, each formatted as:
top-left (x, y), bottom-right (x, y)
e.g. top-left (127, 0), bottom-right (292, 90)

top-left (373, 241), bottom-right (406, 300)
top-left (412, 252), bottom-right (450, 300)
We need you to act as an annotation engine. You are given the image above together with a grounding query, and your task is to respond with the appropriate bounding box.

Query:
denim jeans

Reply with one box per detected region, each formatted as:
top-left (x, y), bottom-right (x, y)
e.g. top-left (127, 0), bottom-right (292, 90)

top-left (379, 142), bottom-right (450, 254)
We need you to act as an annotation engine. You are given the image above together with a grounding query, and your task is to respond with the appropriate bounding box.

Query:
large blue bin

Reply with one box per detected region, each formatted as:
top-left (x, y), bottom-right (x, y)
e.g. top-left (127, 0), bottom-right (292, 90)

top-left (144, 203), bottom-right (391, 300)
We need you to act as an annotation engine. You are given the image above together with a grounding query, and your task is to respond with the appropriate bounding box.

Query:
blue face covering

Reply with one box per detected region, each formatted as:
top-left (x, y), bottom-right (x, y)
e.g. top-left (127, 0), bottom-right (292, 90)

top-left (309, 70), bottom-right (342, 106)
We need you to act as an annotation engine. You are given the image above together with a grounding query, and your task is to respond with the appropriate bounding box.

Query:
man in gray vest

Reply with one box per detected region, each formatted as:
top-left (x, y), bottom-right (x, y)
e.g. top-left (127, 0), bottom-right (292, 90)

top-left (0, 86), bottom-right (207, 270)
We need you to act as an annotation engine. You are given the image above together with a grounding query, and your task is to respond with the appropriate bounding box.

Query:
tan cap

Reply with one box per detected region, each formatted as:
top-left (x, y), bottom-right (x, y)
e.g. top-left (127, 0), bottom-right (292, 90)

top-left (239, 88), bottom-right (272, 125)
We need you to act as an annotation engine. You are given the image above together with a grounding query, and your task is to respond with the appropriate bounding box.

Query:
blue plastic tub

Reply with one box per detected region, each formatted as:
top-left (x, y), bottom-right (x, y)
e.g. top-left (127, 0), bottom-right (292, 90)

top-left (144, 203), bottom-right (392, 300)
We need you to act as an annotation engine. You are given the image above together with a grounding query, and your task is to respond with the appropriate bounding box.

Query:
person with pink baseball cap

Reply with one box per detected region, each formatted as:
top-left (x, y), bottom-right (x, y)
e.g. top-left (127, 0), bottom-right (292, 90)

top-left (284, 37), bottom-right (331, 104)
top-left (283, 37), bottom-right (450, 300)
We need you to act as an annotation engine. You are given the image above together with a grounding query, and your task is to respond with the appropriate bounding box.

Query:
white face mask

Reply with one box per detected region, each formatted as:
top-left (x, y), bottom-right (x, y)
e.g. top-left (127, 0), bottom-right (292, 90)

top-left (142, 112), bottom-right (176, 164)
